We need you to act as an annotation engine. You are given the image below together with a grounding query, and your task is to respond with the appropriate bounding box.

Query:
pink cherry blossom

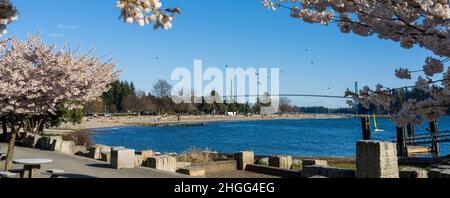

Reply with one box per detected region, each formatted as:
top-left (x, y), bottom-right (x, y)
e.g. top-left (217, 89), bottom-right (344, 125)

top-left (263, 0), bottom-right (450, 57)
top-left (116, 0), bottom-right (179, 30)
top-left (0, 34), bottom-right (120, 116)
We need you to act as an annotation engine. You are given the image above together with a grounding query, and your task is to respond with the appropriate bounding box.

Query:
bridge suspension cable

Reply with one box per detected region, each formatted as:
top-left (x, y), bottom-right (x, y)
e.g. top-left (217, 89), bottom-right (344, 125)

top-left (221, 94), bottom-right (351, 99)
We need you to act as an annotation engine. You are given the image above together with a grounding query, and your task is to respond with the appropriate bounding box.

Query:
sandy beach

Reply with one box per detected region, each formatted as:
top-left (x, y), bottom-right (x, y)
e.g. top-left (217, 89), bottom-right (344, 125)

top-left (55, 114), bottom-right (354, 131)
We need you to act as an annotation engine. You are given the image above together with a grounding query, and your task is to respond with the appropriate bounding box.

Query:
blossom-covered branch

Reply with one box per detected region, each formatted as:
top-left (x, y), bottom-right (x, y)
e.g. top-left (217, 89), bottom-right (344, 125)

top-left (396, 58), bottom-right (449, 79)
top-left (262, 0), bottom-right (450, 126)
top-left (346, 63), bottom-right (450, 126)
top-left (0, 0), bottom-right (18, 36)
top-left (262, 0), bottom-right (450, 57)
top-left (0, 34), bottom-right (121, 115)
top-left (116, 0), bottom-right (180, 30)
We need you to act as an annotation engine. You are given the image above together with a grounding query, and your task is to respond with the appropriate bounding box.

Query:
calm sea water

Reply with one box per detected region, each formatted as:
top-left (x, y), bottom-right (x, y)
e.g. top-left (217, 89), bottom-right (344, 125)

top-left (92, 116), bottom-right (450, 157)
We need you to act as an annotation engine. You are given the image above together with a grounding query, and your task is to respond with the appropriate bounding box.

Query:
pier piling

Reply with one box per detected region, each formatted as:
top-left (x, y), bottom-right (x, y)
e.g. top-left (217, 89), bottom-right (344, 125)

top-left (407, 124), bottom-right (415, 145)
top-left (361, 116), bottom-right (371, 140)
top-left (429, 121), bottom-right (440, 158)
top-left (396, 126), bottom-right (407, 157)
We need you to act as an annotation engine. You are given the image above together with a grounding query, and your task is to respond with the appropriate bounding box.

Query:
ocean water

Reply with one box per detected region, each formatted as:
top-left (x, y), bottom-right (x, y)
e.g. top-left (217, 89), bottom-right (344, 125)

top-left (92, 116), bottom-right (450, 157)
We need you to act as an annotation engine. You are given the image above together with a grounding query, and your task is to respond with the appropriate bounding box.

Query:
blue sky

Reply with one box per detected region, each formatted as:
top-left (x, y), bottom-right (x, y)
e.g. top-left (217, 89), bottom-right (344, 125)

top-left (8, 0), bottom-right (434, 107)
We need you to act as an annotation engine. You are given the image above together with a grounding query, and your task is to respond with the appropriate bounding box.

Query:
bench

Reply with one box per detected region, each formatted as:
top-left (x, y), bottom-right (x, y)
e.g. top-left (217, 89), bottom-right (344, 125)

top-left (43, 169), bottom-right (65, 178)
top-left (9, 169), bottom-right (25, 178)
top-left (0, 171), bottom-right (17, 178)
top-left (0, 154), bottom-right (6, 161)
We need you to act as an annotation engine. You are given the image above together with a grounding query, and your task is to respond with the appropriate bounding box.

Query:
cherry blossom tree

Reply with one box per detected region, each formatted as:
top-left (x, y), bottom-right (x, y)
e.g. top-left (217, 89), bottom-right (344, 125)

top-left (0, 0), bottom-right (18, 36)
top-left (116, 0), bottom-right (180, 30)
top-left (0, 35), bottom-right (120, 170)
top-left (262, 0), bottom-right (450, 127)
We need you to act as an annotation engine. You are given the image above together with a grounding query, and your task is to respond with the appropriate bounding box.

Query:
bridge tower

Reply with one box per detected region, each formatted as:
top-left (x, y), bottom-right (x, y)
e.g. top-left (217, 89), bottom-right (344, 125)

top-left (354, 81), bottom-right (359, 114)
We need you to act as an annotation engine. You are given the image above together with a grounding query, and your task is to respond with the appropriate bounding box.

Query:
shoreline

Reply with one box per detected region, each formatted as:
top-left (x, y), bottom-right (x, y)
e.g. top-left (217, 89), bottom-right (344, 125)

top-left (53, 113), bottom-right (358, 132)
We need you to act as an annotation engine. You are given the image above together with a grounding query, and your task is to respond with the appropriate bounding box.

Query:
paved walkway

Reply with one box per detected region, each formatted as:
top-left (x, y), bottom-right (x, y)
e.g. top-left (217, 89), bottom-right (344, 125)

top-left (206, 171), bottom-right (279, 178)
top-left (0, 143), bottom-right (189, 178)
top-left (0, 143), bottom-right (279, 178)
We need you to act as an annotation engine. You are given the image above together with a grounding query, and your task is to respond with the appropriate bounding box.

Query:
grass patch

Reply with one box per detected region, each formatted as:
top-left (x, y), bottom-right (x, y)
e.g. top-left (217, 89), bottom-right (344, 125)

top-left (291, 163), bottom-right (356, 171)
top-left (290, 161), bottom-right (431, 172)
top-left (292, 163), bottom-right (302, 171)
top-left (328, 163), bottom-right (356, 170)
top-left (326, 163), bottom-right (428, 170)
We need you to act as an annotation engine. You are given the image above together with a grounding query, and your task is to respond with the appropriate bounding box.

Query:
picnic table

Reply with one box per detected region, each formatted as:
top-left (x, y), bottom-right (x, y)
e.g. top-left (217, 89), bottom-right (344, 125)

top-left (13, 158), bottom-right (53, 178)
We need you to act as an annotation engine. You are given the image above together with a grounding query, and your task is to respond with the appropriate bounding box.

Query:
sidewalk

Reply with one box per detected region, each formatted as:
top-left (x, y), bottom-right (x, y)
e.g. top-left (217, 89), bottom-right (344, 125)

top-left (0, 143), bottom-right (189, 178)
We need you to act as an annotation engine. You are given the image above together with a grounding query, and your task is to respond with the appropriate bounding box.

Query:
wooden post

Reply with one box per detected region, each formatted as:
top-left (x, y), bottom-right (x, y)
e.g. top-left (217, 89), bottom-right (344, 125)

top-left (396, 126), bottom-right (408, 157)
top-left (361, 116), bottom-right (371, 140)
top-left (407, 124), bottom-right (415, 145)
top-left (429, 121), bottom-right (439, 159)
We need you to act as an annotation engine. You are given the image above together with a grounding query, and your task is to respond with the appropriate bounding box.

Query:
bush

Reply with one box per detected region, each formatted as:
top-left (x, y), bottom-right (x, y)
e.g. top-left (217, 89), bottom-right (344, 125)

top-left (62, 130), bottom-right (93, 148)
top-left (177, 147), bottom-right (214, 163)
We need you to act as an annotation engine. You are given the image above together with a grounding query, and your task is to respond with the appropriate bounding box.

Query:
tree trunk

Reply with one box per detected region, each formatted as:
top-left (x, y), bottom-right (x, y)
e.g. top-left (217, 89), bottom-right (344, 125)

top-left (23, 115), bottom-right (46, 135)
top-left (4, 127), bottom-right (17, 171)
top-left (2, 120), bottom-right (7, 142)
top-left (38, 120), bottom-right (46, 135)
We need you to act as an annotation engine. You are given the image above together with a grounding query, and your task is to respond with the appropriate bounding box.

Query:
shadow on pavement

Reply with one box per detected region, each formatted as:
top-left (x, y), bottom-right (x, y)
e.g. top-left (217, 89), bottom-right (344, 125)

top-left (61, 173), bottom-right (98, 178)
top-left (86, 163), bottom-right (112, 169)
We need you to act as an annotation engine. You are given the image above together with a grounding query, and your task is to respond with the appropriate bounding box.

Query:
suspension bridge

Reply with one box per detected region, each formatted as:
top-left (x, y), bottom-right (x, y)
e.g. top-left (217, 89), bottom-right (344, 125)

top-left (219, 81), bottom-right (359, 101)
top-left (221, 93), bottom-right (352, 101)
